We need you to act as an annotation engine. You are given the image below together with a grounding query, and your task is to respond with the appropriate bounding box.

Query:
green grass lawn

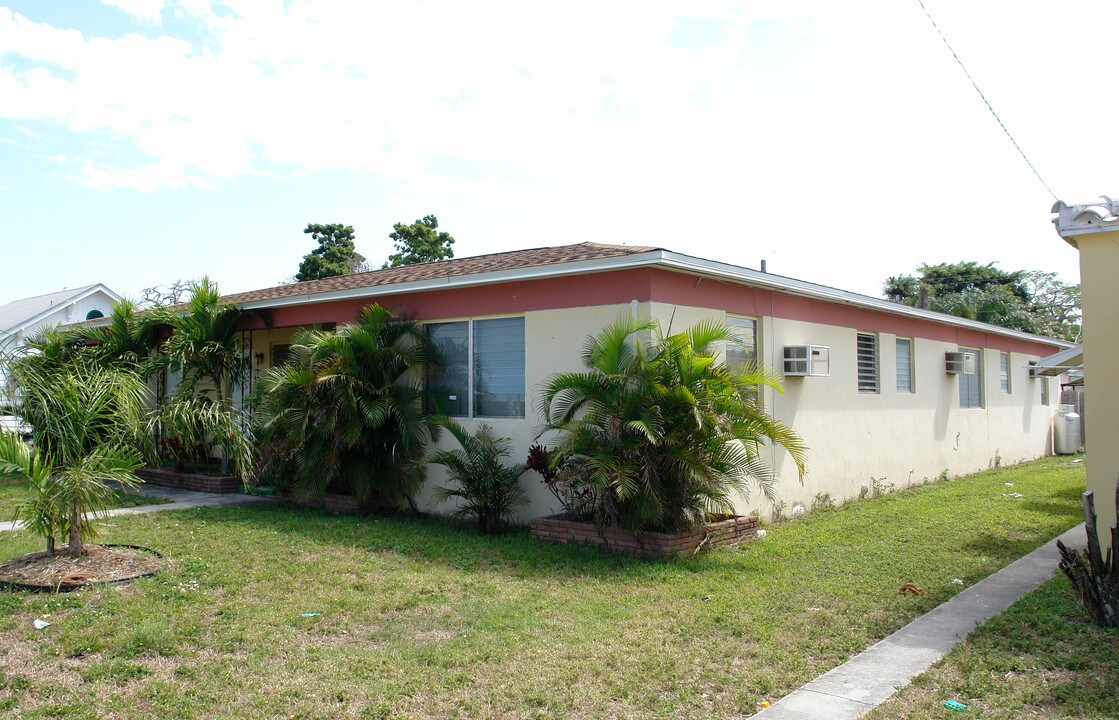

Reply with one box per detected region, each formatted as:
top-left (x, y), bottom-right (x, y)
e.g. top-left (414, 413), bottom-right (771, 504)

top-left (866, 575), bottom-right (1119, 720)
top-left (0, 457), bottom-right (1088, 719)
top-left (0, 477), bottom-right (170, 521)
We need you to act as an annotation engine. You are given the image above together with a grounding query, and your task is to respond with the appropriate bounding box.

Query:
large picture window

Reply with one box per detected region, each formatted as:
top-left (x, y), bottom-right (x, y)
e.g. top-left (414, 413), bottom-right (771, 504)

top-left (425, 317), bottom-right (525, 418)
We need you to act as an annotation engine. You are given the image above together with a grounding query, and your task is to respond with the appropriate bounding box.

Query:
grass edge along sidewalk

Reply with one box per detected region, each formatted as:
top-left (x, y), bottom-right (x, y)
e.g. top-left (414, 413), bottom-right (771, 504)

top-left (751, 523), bottom-right (1087, 719)
top-left (864, 572), bottom-right (1119, 720)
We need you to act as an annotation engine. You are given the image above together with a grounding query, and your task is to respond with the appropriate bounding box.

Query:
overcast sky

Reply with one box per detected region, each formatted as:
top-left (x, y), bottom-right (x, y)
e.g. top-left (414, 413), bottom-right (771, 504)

top-left (1, 0), bottom-right (1113, 305)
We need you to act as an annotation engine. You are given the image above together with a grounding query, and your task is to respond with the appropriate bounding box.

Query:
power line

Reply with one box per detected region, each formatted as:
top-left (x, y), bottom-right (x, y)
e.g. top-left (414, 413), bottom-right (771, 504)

top-left (915, 0), bottom-right (1057, 201)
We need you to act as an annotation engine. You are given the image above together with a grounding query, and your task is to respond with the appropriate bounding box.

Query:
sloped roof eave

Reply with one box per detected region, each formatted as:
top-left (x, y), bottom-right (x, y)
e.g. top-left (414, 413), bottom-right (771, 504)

top-left (232, 246), bottom-right (1072, 350)
top-left (0, 284), bottom-right (122, 335)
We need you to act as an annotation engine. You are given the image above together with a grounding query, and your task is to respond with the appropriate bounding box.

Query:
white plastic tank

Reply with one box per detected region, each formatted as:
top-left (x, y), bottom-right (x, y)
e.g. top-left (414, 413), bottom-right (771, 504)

top-left (1054, 404), bottom-right (1082, 455)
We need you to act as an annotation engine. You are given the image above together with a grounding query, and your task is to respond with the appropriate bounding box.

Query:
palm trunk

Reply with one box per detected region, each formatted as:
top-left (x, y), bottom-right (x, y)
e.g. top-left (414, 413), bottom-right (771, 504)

top-left (216, 379), bottom-right (233, 475)
top-left (69, 497), bottom-right (82, 556)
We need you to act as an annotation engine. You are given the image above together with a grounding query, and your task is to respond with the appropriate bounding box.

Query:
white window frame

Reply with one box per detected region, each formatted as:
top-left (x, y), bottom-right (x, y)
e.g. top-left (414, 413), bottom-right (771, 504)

top-left (857, 332), bottom-right (879, 394)
top-left (895, 337), bottom-right (914, 394)
top-left (726, 315), bottom-right (761, 403)
top-left (424, 316), bottom-right (526, 419)
top-left (999, 352), bottom-right (1011, 394)
top-left (725, 316), bottom-right (759, 368)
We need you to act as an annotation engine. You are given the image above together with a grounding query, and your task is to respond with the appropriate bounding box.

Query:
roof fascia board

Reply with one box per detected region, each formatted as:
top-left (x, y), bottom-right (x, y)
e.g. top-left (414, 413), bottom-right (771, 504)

top-left (238, 249), bottom-right (1070, 349)
top-left (654, 252), bottom-right (1073, 348)
top-left (236, 252), bottom-right (667, 312)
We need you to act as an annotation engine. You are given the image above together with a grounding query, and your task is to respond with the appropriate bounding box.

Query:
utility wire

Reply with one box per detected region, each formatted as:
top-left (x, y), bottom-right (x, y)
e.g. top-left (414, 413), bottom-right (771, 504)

top-left (915, 0), bottom-right (1057, 201)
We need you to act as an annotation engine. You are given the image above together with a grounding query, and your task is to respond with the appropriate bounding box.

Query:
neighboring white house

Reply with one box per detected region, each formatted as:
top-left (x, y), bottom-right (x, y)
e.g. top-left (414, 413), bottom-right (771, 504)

top-left (0, 284), bottom-right (121, 401)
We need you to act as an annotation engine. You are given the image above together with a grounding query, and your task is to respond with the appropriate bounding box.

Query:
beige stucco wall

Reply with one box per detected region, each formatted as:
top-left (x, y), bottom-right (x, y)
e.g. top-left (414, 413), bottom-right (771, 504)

top-left (248, 299), bottom-right (1059, 523)
top-left (638, 303), bottom-right (1053, 517)
top-left (1072, 230), bottom-right (1119, 550)
top-left (416, 302), bottom-right (639, 516)
top-left (757, 318), bottom-right (1053, 516)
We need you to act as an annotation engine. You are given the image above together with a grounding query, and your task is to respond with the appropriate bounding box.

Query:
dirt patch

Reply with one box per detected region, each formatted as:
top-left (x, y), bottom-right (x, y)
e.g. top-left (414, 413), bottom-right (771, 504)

top-left (0, 545), bottom-right (164, 590)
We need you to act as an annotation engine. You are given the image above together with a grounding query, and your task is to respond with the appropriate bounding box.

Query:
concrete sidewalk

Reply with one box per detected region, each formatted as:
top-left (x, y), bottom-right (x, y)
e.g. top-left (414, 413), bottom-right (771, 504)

top-left (752, 523), bottom-right (1086, 719)
top-left (0, 484), bottom-right (273, 533)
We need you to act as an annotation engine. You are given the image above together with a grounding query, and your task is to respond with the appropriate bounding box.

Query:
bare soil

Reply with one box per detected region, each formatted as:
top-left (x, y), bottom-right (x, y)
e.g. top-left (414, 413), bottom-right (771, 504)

top-left (0, 545), bottom-right (163, 590)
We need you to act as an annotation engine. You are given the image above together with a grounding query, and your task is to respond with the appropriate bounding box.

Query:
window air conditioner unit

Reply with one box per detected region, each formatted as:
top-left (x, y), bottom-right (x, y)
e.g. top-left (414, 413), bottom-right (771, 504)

top-left (945, 351), bottom-right (977, 375)
top-left (784, 345), bottom-right (830, 377)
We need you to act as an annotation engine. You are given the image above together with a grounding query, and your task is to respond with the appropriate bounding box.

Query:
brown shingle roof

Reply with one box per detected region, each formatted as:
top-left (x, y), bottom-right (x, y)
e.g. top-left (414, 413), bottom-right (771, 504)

top-left (222, 242), bottom-right (660, 306)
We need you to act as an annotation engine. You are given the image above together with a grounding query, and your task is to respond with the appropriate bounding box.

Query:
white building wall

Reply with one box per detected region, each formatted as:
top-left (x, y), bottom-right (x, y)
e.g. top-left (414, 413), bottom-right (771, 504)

top-left (1, 289), bottom-right (119, 404)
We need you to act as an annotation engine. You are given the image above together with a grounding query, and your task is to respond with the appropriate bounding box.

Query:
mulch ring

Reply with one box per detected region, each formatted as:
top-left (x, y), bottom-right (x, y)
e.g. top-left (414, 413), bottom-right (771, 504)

top-left (0, 544), bottom-right (164, 593)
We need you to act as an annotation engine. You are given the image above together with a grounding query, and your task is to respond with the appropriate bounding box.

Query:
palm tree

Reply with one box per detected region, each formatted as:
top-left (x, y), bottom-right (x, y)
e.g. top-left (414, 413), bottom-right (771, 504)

top-left (154, 395), bottom-right (255, 487)
top-left (537, 315), bottom-right (807, 532)
top-left (159, 278), bottom-right (253, 473)
top-left (1, 341), bottom-right (254, 555)
top-left (160, 277), bottom-right (247, 408)
top-left (0, 431), bottom-right (59, 552)
top-left (71, 298), bottom-right (163, 379)
top-left (2, 358), bottom-right (149, 556)
top-left (254, 303), bottom-right (438, 510)
top-left (430, 418), bottom-right (528, 534)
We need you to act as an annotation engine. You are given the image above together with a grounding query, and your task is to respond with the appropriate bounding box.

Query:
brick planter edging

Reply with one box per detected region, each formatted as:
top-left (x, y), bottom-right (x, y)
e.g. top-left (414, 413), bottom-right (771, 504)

top-left (136, 467), bottom-right (242, 494)
top-left (529, 514), bottom-right (759, 558)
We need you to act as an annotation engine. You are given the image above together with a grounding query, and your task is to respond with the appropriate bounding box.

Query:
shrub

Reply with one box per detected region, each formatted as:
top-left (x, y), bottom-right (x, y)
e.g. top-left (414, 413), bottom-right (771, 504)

top-left (430, 419), bottom-right (528, 534)
top-left (537, 315), bottom-right (806, 533)
top-left (154, 395), bottom-right (255, 485)
top-left (524, 444), bottom-right (595, 520)
top-left (253, 304), bottom-right (438, 510)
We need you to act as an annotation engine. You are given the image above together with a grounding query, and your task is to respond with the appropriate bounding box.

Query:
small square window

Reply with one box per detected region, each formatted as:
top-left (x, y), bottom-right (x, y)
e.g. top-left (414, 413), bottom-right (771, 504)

top-left (271, 344), bottom-right (292, 368)
top-left (726, 317), bottom-right (758, 369)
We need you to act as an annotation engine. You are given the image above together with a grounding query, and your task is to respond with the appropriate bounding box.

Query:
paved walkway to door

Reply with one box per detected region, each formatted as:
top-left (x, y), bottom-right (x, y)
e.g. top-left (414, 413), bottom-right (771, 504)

top-left (0, 484), bottom-right (273, 533)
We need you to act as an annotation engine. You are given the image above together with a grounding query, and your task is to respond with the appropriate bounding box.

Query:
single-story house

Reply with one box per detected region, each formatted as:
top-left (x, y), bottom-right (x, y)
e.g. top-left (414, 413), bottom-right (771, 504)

top-left (217, 242), bottom-right (1070, 518)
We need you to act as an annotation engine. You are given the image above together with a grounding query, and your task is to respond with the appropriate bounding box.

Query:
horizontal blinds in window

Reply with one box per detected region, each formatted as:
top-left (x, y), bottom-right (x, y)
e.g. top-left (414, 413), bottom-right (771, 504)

top-left (999, 353), bottom-right (1009, 392)
top-left (959, 348), bottom-right (982, 408)
top-left (474, 317), bottom-right (525, 418)
top-left (895, 338), bottom-right (912, 393)
top-left (857, 333), bottom-right (878, 393)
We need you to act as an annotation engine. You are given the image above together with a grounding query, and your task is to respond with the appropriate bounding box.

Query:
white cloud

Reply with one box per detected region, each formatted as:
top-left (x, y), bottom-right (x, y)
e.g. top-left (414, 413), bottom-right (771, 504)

top-left (101, 0), bottom-right (164, 24)
top-left (0, 0), bottom-right (1115, 295)
top-left (0, 2), bottom-right (809, 191)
